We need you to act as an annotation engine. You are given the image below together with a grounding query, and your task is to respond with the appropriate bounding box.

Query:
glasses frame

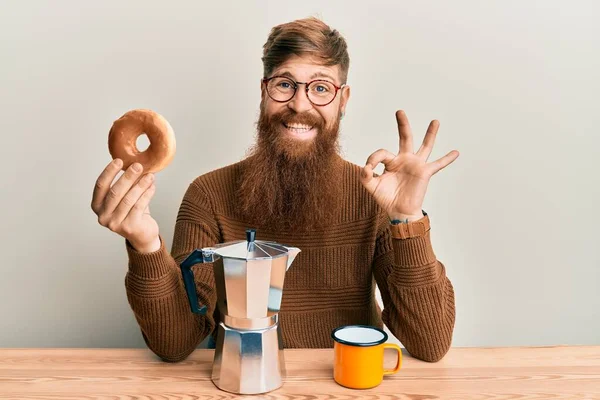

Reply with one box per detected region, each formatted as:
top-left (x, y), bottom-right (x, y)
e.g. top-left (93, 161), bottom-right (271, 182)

top-left (262, 75), bottom-right (346, 107)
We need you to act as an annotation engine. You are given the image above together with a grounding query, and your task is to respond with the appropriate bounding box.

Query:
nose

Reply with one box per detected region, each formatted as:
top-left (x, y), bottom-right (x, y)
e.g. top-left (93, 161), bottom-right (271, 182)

top-left (287, 85), bottom-right (313, 113)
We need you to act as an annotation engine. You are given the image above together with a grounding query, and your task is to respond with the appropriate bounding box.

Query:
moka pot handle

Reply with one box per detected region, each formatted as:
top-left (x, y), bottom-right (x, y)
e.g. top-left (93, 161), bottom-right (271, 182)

top-left (179, 249), bottom-right (209, 315)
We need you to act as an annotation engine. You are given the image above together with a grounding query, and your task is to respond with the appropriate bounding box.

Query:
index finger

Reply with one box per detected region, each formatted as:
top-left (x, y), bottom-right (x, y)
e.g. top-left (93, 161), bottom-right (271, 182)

top-left (91, 159), bottom-right (123, 213)
top-left (396, 110), bottom-right (414, 154)
top-left (366, 148), bottom-right (396, 169)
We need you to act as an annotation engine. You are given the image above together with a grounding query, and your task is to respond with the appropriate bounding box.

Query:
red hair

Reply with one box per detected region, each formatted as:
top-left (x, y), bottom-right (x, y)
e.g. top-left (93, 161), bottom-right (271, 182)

top-left (262, 17), bottom-right (350, 84)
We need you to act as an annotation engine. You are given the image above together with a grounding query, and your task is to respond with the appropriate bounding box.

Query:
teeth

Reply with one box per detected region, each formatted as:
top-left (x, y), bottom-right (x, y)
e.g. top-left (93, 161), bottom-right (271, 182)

top-left (286, 123), bottom-right (313, 130)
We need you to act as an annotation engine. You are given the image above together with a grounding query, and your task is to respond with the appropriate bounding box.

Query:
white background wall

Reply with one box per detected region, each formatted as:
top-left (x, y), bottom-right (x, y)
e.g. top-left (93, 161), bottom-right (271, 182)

top-left (1, 0), bottom-right (598, 349)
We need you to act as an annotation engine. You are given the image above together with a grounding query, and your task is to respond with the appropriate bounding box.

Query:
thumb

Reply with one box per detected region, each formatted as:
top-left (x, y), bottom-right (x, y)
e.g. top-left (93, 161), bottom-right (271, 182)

top-left (361, 164), bottom-right (378, 193)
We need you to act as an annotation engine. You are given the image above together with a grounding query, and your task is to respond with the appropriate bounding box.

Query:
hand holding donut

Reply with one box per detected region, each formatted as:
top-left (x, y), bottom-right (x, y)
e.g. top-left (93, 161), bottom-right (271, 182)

top-left (91, 109), bottom-right (176, 253)
top-left (92, 160), bottom-right (160, 253)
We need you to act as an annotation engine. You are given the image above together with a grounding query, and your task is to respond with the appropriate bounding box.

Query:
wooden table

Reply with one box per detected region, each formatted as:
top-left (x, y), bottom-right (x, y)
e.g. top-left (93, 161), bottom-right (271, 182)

top-left (1, 346), bottom-right (599, 399)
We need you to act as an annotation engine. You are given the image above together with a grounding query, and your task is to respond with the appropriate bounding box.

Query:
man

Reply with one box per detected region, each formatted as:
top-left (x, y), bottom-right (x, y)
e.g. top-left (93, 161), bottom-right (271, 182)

top-left (91, 17), bottom-right (459, 363)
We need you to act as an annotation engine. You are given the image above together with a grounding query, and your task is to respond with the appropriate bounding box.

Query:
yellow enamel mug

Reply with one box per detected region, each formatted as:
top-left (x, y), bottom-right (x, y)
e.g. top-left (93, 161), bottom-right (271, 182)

top-left (331, 325), bottom-right (402, 389)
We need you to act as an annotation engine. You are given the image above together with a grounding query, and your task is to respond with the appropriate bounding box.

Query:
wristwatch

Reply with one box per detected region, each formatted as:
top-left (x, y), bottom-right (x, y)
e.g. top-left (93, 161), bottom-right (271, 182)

top-left (389, 210), bottom-right (429, 239)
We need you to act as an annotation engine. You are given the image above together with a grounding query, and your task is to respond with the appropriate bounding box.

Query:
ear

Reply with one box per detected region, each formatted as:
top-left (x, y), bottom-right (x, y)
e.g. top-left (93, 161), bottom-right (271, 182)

top-left (260, 78), bottom-right (266, 101)
top-left (339, 85), bottom-right (351, 116)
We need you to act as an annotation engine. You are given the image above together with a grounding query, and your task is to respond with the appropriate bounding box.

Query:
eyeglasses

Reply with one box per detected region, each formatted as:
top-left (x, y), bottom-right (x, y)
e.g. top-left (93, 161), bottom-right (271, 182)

top-left (262, 75), bottom-right (345, 106)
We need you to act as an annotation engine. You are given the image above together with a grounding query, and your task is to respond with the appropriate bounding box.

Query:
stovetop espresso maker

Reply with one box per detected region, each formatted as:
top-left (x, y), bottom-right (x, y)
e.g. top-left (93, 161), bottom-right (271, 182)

top-left (179, 229), bottom-right (300, 394)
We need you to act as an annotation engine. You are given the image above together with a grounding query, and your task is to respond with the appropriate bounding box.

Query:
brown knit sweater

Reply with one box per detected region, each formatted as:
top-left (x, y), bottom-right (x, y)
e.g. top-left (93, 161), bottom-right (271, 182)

top-left (124, 158), bottom-right (455, 363)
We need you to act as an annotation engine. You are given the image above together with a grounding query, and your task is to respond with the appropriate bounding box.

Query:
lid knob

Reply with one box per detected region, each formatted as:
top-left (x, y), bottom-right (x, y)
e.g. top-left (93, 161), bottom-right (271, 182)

top-left (246, 228), bottom-right (256, 243)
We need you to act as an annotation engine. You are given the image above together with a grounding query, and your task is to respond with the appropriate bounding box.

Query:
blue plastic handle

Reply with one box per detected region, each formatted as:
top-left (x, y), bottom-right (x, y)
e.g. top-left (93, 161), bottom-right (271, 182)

top-left (179, 249), bottom-right (208, 315)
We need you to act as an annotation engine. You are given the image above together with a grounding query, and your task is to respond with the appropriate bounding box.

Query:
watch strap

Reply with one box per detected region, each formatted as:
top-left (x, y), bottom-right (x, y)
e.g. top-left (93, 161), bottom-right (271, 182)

top-left (389, 210), bottom-right (430, 239)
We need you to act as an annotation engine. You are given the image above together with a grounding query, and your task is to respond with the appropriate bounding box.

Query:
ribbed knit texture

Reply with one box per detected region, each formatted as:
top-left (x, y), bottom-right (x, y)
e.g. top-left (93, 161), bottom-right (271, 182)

top-left (124, 158), bottom-right (455, 363)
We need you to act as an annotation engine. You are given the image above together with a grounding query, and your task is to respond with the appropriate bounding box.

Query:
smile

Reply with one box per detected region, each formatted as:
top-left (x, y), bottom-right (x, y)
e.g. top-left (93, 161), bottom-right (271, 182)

top-left (282, 123), bottom-right (317, 140)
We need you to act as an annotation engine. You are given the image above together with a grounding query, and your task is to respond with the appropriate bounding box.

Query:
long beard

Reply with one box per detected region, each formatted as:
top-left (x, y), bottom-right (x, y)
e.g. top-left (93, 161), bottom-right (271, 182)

top-left (237, 105), bottom-right (343, 232)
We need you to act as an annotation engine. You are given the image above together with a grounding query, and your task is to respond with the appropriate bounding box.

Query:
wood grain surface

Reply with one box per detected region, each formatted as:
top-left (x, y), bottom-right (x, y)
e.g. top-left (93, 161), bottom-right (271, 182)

top-left (0, 346), bottom-right (599, 399)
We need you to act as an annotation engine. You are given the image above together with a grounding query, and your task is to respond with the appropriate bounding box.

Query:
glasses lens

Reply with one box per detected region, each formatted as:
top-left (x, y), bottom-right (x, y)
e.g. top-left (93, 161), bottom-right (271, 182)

top-left (267, 77), bottom-right (296, 102)
top-left (307, 80), bottom-right (336, 105)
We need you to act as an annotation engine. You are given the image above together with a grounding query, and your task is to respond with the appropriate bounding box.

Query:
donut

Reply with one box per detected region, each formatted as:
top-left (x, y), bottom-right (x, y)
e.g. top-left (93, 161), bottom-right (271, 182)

top-left (108, 109), bottom-right (176, 173)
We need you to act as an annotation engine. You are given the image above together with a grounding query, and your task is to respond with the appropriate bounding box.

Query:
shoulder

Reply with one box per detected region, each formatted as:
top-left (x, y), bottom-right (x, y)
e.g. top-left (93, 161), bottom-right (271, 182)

top-left (341, 159), bottom-right (365, 181)
top-left (340, 159), bottom-right (373, 200)
top-left (180, 161), bottom-right (244, 213)
top-left (190, 161), bottom-right (243, 193)
top-left (338, 158), bottom-right (385, 220)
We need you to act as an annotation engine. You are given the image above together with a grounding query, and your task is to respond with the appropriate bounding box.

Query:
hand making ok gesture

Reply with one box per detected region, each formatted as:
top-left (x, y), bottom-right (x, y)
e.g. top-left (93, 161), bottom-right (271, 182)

top-left (360, 110), bottom-right (460, 221)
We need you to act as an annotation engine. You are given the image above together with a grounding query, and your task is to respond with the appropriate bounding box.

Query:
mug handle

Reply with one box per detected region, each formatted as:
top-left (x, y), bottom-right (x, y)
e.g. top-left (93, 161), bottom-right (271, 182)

top-left (382, 343), bottom-right (403, 375)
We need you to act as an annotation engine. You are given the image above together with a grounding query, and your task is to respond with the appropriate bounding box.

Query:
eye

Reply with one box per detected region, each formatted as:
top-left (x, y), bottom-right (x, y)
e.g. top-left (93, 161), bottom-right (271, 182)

top-left (309, 81), bottom-right (334, 95)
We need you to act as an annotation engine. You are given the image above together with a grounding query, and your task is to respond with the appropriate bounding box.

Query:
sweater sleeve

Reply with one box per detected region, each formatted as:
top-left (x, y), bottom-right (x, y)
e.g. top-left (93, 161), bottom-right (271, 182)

top-left (372, 212), bottom-right (456, 362)
top-left (124, 181), bottom-right (221, 362)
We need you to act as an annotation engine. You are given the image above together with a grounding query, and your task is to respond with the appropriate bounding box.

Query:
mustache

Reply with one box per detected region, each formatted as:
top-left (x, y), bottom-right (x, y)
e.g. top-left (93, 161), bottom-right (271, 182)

top-left (270, 109), bottom-right (324, 129)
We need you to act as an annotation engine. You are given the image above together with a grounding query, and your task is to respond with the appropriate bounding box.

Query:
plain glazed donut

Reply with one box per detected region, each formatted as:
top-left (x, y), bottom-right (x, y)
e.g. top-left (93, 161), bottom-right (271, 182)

top-left (108, 109), bottom-right (176, 173)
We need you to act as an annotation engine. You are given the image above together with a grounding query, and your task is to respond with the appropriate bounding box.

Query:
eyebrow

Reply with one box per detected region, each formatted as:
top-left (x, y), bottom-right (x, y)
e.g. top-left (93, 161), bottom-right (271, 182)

top-left (277, 70), bottom-right (337, 83)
